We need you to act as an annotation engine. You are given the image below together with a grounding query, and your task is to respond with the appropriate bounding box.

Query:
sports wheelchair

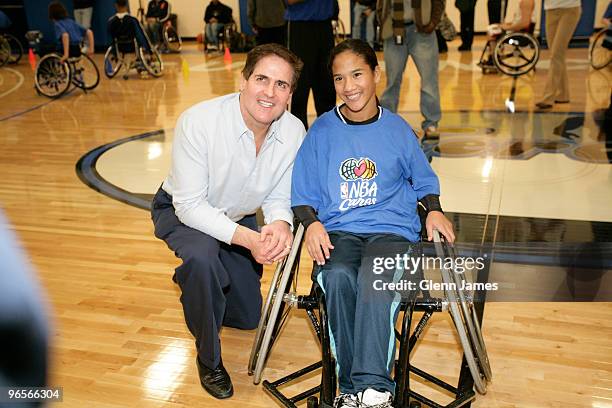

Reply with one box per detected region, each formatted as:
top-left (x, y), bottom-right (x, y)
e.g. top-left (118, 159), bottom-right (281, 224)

top-left (249, 223), bottom-right (493, 408)
top-left (589, 26), bottom-right (612, 70)
top-left (27, 31), bottom-right (99, 98)
top-left (137, 8), bottom-right (182, 53)
top-left (478, 24), bottom-right (539, 76)
top-left (104, 15), bottom-right (163, 79)
top-left (203, 19), bottom-right (239, 53)
top-left (0, 32), bottom-right (22, 67)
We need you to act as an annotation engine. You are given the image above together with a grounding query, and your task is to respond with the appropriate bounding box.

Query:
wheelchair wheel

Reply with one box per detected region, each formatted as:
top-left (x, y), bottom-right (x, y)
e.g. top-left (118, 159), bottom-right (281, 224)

top-left (493, 32), bottom-right (539, 77)
top-left (0, 36), bottom-right (9, 67)
top-left (34, 54), bottom-right (71, 98)
top-left (590, 29), bottom-right (612, 70)
top-left (433, 231), bottom-right (489, 394)
top-left (5, 34), bottom-right (23, 64)
top-left (163, 25), bottom-right (182, 52)
top-left (138, 46), bottom-right (163, 77)
top-left (444, 238), bottom-right (493, 382)
top-left (103, 46), bottom-right (123, 79)
top-left (249, 224), bottom-right (304, 384)
top-left (71, 54), bottom-right (100, 90)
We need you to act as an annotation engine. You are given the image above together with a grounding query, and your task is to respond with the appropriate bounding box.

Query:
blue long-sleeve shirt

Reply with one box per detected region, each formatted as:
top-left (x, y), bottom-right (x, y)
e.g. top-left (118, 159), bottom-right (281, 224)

top-left (291, 108), bottom-right (439, 242)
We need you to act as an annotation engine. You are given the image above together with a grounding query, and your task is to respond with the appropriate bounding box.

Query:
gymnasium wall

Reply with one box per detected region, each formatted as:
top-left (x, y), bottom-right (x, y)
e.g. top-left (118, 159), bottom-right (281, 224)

top-left (129, 0), bottom-right (610, 39)
top-left (16, 0), bottom-right (611, 44)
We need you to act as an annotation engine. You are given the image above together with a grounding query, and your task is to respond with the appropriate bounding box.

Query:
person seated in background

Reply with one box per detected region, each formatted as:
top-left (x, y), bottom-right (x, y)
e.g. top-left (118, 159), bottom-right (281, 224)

top-left (145, 0), bottom-right (170, 47)
top-left (48, 1), bottom-right (94, 62)
top-left (204, 0), bottom-right (232, 48)
top-left (486, 0), bottom-right (535, 37)
top-left (108, 0), bottom-right (151, 52)
top-left (480, 0), bottom-right (534, 67)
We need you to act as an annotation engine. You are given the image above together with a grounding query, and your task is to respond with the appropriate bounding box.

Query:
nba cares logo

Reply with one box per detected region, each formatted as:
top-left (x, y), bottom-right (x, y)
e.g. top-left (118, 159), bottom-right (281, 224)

top-left (339, 157), bottom-right (378, 181)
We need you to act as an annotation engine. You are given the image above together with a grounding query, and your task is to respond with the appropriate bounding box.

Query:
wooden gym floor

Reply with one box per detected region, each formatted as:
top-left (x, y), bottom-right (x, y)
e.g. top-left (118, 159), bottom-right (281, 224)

top-left (0, 37), bottom-right (611, 407)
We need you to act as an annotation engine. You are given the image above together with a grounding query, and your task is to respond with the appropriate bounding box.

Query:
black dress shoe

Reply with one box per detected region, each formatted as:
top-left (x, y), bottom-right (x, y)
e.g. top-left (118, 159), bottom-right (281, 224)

top-left (535, 102), bottom-right (553, 110)
top-left (458, 44), bottom-right (472, 51)
top-left (196, 357), bottom-right (234, 399)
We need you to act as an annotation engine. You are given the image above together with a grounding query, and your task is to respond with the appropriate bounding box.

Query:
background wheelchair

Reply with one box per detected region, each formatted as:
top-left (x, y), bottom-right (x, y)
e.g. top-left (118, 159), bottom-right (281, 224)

top-left (136, 5), bottom-right (182, 53)
top-left (589, 26), bottom-right (612, 70)
top-left (0, 32), bottom-right (22, 67)
top-left (27, 31), bottom-right (99, 98)
top-left (249, 221), bottom-right (493, 408)
top-left (478, 24), bottom-right (539, 77)
top-left (104, 18), bottom-right (163, 80)
top-left (203, 19), bottom-right (238, 53)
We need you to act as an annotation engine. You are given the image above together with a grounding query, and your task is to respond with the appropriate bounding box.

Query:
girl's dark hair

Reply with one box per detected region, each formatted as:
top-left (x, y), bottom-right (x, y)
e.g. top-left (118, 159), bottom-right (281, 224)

top-left (48, 1), bottom-right (68, 20)
top-left (329, 39), bottom-right (379, 73)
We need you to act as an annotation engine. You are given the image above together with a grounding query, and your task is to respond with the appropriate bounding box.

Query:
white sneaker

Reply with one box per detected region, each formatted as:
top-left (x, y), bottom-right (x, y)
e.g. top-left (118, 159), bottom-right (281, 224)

top-left (334, 393), bottom-right (360, 408)
top-left (357, 388), bottom-right (393, 408)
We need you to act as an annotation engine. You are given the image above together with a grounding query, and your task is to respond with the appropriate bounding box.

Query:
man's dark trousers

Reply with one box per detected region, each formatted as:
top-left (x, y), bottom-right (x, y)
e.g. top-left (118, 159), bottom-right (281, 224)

top-left (151, 187), bottom-right (263, 369)
top-left (288, 20), bottom-right (336, 129)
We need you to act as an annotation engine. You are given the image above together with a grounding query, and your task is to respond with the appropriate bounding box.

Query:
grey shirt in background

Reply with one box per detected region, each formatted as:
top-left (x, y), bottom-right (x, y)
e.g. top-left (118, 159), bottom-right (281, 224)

top-left (247, 0), bottom-right (286, 29)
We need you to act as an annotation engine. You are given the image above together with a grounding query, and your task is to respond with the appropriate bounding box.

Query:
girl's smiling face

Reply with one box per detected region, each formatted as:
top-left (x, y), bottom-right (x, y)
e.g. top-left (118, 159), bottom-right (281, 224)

top-left (332, 50), bottom-right (381, 122)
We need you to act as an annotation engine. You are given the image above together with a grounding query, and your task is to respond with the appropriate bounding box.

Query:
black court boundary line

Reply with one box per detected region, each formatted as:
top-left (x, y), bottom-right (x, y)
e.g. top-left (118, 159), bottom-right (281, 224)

top-left (0, 88), bottom-right (76, 122)
top-left (75, 129), bottom-right (163, 211)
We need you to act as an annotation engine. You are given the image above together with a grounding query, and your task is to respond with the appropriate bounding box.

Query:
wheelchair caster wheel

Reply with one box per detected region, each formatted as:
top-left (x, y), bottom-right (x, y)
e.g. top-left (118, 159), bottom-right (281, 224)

top-left (307, 396), bottom-right (318, 408)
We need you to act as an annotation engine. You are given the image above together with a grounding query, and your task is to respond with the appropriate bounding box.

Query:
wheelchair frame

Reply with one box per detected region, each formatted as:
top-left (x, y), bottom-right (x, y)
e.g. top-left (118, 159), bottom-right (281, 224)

top-left (249, 226), bottom-right (492, 408)
top-left (478, 30), bottom-right (540, 77)
top-left (0, 33), bottom-right (23, 67)
top-left (589, 27), bottom-right (612, 70)
top-left (103, 25), bottom-right (164, 80)
top-left (203, 20), bottom-right (238, 53)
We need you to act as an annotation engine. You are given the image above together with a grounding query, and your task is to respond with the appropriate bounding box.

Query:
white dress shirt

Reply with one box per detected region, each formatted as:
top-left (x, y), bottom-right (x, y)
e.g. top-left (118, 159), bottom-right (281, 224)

top-left (162, 93), bottom-right (306, 244)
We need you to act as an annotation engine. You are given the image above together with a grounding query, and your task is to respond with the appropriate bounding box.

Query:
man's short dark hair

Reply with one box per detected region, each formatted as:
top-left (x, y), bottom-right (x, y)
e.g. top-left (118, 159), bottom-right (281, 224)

top-left (48, 1), bottom-right (68, 20)
top-left (241, 44), bottom-right (303, 92)
top-left (115, 0), bottom-right (128, 7)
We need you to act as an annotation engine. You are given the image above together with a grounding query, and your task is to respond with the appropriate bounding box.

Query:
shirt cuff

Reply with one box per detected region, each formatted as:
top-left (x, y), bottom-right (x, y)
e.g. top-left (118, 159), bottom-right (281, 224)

top-left (264, 209), bottom-right (294, 230)
top-left (215, 218), bottom-right (240, 245)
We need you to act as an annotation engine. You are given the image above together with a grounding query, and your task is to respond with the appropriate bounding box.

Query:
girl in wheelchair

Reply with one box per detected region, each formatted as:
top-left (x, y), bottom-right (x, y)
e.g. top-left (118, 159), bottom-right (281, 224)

top-left (49, 1), bottom-right (94, 62)
top-left (291, 39), bottom-right (455, 408)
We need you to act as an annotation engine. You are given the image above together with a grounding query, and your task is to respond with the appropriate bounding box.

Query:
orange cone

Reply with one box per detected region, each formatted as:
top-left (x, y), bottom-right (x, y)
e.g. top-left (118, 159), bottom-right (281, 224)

top-left (28, 48), bottom-right (36, 71)
top-left (223, 46), bottom-right (231, 64)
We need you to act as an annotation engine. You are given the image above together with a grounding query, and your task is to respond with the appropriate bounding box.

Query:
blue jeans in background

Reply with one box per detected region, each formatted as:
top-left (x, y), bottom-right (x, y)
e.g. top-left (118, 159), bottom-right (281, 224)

top-left (380, 24), bottom-right (441, 131)
top-left (352, 3), bottom-right (375, 48)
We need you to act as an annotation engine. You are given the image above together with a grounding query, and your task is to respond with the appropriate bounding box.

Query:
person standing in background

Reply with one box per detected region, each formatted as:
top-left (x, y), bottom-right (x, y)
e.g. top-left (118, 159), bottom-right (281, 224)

top-left (74, 0), bottom-right (94, 29)
top-left (352, 0), bottom-right (376, 48)
top-left (248, 0), bottom-right (286, 46)
top-left (377, 0), bottom-right (445, 138)
top-left (455, 0), bottom-right (476, 50)
top-left (487, 0), bottom-right (508, 24)
top-left (535, 0), bottom-right (581, 110)
top-left (285, 0), bottom-right (338, 129)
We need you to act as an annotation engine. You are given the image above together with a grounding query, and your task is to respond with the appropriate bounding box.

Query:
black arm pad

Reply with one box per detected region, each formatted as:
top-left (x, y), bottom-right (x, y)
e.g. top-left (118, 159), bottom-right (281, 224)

top-left (420, 194), bottom-right (443, 213)
top-left (292, 205), bottom-right (320, 230)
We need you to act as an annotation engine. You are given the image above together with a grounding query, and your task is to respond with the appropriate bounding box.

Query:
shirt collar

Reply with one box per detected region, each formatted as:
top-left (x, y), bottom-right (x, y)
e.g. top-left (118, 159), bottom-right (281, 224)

top-left (232, 92), bottom-right (285, 143)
